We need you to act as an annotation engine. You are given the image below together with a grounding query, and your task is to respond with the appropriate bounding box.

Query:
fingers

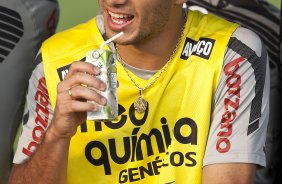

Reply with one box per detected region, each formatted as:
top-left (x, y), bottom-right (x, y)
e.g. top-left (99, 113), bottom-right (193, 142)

top-left (65, 61), bottom-right (100, 79)
top-left (60, 61), bottom-right (105, 90)
top-left (56, 98), bottom-right (98, 114)
top-left (60, 71), bottom-right (106, 92)
top-left (57, 61), bottom-right (107, 105)
top-left (67, 85), bottom-right (107, 106)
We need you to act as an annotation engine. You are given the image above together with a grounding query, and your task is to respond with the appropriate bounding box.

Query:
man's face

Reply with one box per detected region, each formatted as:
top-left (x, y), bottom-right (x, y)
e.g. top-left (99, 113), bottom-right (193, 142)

top-left (98, 0), bottom-right (175, 45)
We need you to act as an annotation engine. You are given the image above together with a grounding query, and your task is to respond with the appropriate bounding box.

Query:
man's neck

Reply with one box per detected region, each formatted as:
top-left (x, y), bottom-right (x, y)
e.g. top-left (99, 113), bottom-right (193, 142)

top-left (117, 10), bottom-right (185, 70)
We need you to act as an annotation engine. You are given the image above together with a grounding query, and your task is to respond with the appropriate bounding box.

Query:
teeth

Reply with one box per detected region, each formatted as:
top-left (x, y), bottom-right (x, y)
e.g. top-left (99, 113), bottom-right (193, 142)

top-left (112, 18), bottom-right (125, 25)
top-left (109, 11), bottom-right (131, 19)
top-left (108, 11), bottom-right (132, 25)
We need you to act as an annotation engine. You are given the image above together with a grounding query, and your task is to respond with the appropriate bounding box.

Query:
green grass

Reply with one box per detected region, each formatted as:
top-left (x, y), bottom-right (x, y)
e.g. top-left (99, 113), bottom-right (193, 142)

top-left (56, 0), bottom-right (99, 32)
top-left (268, 0), bottom-right (281, 8)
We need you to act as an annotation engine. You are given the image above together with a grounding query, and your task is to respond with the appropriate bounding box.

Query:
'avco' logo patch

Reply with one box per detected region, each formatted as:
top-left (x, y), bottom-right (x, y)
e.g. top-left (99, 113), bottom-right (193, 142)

top-left (181, 37), bottom-right (215, 60)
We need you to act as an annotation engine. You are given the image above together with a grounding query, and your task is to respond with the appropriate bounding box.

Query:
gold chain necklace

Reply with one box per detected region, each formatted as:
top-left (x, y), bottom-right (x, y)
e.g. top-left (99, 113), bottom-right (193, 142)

top-left (116, 13), bottom-right (187, 113)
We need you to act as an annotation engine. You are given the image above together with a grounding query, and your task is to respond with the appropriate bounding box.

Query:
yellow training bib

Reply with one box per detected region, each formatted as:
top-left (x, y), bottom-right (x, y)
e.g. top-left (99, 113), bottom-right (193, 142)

top-left (42, 10), bottom-right (238, 184)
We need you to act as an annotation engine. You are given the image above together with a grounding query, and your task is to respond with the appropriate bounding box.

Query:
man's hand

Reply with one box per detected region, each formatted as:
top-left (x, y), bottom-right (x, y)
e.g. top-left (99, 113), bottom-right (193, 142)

top-left (49, 61), bottom-right (107, 139)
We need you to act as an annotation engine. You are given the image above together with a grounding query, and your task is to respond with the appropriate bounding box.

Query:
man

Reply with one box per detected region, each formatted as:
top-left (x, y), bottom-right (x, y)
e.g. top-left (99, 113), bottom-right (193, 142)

top-left (9, 0), bottom-right (269, 183)
top-left (185, 1), bottom-right (281, 183)
top-left (0, 0), bottom-right (59, 183)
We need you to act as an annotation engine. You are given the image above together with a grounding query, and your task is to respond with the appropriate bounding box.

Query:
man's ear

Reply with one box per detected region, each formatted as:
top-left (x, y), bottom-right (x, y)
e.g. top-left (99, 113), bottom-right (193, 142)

top-left (175, 0), bottom-right (187, 5)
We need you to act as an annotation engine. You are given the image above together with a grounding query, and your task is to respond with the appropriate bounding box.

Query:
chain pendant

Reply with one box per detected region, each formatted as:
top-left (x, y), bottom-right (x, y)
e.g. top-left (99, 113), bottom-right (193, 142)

top-left (116, 12), bottom-right (186, 114)
top-left (134, 90), bottom-right (147, 113)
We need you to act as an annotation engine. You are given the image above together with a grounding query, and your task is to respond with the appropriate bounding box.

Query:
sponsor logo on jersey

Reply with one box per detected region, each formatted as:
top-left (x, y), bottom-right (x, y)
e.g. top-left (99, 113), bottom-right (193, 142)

top-left (57, 64), bottom-right (70, 81)
top-left (181, 37), bottom-right (215, 60)
top-left (57, 58), bottom-right (85, 81)
top-left (83, 103), bottom-right (198, 182)
top-left (22, 77), bottom-right (50, 157)
top-left (216, 56), bottom-right (245, 153)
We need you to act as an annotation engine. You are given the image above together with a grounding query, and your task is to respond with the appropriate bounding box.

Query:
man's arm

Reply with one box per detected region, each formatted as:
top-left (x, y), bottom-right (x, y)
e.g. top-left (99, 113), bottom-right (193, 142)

top-left (9, 59), bottom-right (70, 184)
top-left (9, 128), bottom-right (70, 184)
top-left (203, 164), bottom-right (256, 184)
top-left (202, 27), bottom-right (270, 183)
top-left (9, 60), bottom-right (107, 183)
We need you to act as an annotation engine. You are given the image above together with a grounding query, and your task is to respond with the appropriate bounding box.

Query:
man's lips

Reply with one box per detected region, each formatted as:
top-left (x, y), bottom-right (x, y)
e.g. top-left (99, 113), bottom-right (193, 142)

top-left (107, 11), bottom-right (134, 30)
